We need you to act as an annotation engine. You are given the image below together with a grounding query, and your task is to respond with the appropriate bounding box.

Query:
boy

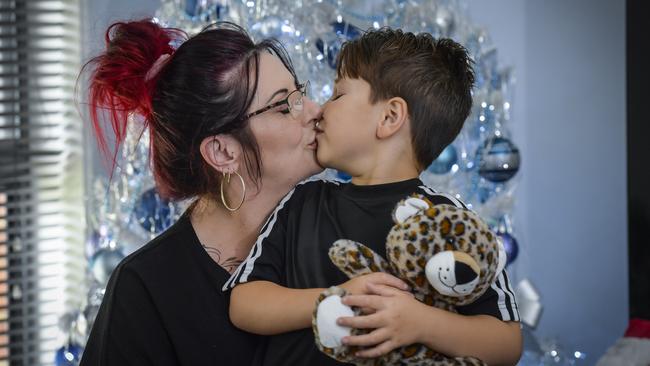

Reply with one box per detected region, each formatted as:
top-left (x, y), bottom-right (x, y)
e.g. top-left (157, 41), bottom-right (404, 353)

top-left (226, 28), bottom-right (522, 365)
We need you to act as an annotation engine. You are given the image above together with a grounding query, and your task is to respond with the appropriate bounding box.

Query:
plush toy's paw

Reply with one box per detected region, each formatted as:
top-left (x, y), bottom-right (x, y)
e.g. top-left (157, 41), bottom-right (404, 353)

top-left (329, 239), bottom-right (391, 278)
top-left (314, 287), bottom-right (354, 348)
top-left (312, 287), bottom-right (361, 364)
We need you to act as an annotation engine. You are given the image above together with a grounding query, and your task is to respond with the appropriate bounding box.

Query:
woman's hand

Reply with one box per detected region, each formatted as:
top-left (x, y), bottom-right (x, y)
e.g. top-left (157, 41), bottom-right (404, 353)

top-left (336, 282), bottom-right (426, 358)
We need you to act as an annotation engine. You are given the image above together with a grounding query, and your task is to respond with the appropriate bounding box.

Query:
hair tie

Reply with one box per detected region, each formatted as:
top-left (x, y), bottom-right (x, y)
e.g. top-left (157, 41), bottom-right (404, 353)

top-left (145, 53), bottom-right (172, 82)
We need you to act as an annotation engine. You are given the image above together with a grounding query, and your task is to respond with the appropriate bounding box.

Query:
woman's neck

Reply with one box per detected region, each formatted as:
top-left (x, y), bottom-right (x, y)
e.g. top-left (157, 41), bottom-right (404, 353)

top-left (189, 180), bottom-right (291, 270)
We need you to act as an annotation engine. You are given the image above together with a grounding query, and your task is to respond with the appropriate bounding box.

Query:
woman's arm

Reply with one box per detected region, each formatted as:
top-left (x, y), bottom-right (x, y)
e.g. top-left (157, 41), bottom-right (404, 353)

top-left (229, 273), bottom-right (410, 335)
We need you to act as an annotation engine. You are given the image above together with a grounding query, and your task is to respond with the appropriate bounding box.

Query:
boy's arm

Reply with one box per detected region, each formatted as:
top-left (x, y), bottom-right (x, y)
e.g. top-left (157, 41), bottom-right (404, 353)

top-left (416, 310), bottom-right (522, 366)
top-left (230, 273), bottom-right (411, 335)
top-left (226, 183), bottom-right (410, 336)
top-left (230, 281), bottom-right (324, 335)
top-left (338, 277), bottom-right (522, 366)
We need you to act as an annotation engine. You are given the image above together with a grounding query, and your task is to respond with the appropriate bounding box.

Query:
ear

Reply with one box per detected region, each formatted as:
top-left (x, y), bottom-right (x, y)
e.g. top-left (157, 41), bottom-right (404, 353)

top-left (376, 96), bottom-right (409, 139)
top-left (199, 135), bottom-right (243, 174)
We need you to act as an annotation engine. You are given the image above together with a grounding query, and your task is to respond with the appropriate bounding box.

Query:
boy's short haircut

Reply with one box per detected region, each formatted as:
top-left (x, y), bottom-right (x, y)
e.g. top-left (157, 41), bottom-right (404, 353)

top-left (336, 28), bottom-right (475, 169)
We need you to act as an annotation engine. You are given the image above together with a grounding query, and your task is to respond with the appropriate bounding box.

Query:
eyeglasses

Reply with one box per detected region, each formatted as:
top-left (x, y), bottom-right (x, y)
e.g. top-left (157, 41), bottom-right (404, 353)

top-left (245, 81), bottom-right (310, 120)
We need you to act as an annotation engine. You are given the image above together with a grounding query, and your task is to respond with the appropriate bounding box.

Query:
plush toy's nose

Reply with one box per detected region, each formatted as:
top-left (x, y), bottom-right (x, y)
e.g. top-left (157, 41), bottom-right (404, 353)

top-left (455, 261), bottom-right (478, 285)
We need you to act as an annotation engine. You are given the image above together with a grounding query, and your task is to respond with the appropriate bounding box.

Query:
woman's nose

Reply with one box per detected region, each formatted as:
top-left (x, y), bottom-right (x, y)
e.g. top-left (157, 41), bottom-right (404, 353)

top-left (302, 97), bottom-right (322, 126)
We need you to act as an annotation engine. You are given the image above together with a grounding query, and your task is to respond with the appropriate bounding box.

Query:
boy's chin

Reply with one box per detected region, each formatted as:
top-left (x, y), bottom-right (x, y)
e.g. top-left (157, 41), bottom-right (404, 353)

top-left (315, 149), bottom-right (328, 168)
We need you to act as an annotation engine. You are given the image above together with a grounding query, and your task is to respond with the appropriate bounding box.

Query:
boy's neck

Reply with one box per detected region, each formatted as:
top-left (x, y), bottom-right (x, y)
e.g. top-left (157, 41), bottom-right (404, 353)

top-left (350, 165), bottom-right (420, 186)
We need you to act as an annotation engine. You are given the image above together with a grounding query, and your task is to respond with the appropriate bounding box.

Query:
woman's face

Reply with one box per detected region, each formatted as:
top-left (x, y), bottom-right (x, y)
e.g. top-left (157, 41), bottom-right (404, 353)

top-left (247, 53), bottom-right (322, 189)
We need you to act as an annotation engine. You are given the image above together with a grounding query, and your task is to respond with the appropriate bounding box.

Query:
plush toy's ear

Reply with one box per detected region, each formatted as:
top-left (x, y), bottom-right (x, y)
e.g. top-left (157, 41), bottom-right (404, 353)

top-left (329, 239), bottom-right (391, 278)
top-left (392, 195), bottom-right (431, 224)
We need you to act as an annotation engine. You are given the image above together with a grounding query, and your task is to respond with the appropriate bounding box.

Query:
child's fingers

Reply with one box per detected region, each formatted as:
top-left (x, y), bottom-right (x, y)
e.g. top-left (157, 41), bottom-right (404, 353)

top-left (341, 294), bottom-right (384, 310)
top-left (341, 328), bottom-right (389, 347)
top-left (354, 340), bottom-right (395, 358)
top-left (366, 282), bottom-right (413, 297)
top-left (337, 312), bottom-right (383, 329)
top-left (368, 272), bottom-right (409, 291)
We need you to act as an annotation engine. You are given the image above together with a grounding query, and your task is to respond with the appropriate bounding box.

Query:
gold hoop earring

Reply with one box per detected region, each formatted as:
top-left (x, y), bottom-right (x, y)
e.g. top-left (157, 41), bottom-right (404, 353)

top-left (220, 171), bottom-right (246, 212)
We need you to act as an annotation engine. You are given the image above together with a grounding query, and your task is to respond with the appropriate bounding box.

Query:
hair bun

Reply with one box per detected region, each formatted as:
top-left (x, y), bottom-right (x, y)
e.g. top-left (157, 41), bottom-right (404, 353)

top-left (82, 19), bottom-right (186, 162)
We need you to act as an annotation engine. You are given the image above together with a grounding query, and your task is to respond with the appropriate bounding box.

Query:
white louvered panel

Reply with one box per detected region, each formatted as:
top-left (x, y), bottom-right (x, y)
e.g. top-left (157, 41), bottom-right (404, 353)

top-left (0, 0), bottom-right (84, 364)
top-left (0, 192), bottom-right (8, 363)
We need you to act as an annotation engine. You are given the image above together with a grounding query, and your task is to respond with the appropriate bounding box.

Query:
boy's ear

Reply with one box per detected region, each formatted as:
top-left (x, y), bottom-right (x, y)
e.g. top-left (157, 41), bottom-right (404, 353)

top-left (376, 97), bottom-right (409, 139)
top-left (199, 134), bottom-right (243, 174)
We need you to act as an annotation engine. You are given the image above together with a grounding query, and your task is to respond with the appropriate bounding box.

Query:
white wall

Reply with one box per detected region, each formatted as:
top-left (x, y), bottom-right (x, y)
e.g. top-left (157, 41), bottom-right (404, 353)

top-left (466, 0), bottom-right (628, 361)
top-left (82, 0), bottom-right (628, 361)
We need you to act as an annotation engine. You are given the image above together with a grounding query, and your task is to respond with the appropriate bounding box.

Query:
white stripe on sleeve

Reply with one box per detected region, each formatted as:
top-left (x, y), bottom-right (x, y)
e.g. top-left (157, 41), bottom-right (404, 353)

top-left (491, 272), bottom-right (512, 320)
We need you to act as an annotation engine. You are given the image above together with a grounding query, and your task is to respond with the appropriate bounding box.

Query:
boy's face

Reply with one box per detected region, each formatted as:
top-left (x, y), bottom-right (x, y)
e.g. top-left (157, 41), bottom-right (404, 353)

top-left (315, 77), bottom-right (383, 173)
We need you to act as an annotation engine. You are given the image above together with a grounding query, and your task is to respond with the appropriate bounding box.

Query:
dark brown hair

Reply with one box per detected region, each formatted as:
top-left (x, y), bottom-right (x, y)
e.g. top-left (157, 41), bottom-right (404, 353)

top-left (82, 20), bottom-right (296, 200)
top-left (336, 28), bottom-right (475, 169)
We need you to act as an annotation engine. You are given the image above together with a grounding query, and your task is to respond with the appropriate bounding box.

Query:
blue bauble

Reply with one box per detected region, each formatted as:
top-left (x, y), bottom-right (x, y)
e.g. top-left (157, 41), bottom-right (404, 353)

top-left (476, 137), bottom-right (520, 183)
top-left (182, 0), bottom-right (224, 20)
top-left (90, 248), bottom-right (126, 285)
top-left (55, 343), bottom-right (82, 366)
top-left (498, 232), bottom-right (519, 266)
top-left (331, 19), bottom-right (363, 39)
top-left (315, 20), bottom-right (362, 69)
top-left (336, 170), bottom-right (351, 181)
top-left (133, 188), bottom-right (173, 234)
top-left (428, 145), bottom-right (458, 174)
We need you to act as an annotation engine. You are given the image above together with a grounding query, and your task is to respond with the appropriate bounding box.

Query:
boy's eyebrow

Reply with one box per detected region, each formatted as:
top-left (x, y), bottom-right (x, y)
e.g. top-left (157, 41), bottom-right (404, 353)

top-left (265, 88), bottom-right (289, 103)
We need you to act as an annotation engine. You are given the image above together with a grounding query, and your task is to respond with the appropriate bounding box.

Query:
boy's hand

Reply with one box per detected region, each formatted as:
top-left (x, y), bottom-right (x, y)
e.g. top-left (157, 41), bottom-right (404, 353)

top-left (336, 282), bottom-right (430, 358)
top-left (339, 272), bottom-right (410, 296)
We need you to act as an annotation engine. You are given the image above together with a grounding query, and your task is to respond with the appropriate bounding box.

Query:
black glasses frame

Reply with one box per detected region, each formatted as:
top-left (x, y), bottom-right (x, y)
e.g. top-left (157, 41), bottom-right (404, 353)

top-left (244, 81), bottom-right (310, 120)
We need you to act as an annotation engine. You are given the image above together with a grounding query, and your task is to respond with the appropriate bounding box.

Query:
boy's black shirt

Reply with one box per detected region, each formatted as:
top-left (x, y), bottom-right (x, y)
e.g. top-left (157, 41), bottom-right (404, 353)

top-left (226, 178), bottom-right (519, 366)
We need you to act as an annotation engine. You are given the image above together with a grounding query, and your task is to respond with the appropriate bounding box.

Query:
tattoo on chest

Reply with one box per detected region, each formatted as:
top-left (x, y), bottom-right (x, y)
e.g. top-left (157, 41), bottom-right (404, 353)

top-left (201, 245), bottom-right (244, 274)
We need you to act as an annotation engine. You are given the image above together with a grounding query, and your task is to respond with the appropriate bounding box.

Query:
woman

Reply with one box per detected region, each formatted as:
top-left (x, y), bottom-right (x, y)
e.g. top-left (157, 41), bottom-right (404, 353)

top-left (79, 20), bottom-right (322, 365)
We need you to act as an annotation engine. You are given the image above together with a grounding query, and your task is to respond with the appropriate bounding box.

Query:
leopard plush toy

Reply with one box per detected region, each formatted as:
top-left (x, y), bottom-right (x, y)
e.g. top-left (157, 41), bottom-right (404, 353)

top-left (312, 194), bottom-right (507, 365)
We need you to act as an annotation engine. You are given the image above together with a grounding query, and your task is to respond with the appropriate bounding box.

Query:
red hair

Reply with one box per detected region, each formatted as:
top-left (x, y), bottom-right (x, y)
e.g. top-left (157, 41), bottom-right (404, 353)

top-left (80, 21), bottom-right (296, 200)
top-left (81, 19), bottom-right (186, 167)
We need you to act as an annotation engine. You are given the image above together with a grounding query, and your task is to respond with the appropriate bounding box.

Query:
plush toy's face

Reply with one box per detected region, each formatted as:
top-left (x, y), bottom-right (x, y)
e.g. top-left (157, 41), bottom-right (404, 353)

top-left (387, 196), bottom-right (505, 306)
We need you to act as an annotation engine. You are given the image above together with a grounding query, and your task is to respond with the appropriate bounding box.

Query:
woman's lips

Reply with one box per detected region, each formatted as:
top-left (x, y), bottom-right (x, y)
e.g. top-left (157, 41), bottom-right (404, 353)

top-left (307, 134), bottom-right (318, 150)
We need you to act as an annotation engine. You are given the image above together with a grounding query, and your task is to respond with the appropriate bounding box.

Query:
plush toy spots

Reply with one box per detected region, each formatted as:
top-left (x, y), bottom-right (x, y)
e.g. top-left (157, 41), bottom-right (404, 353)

top-left (312, 194), bottom-right (507, 365)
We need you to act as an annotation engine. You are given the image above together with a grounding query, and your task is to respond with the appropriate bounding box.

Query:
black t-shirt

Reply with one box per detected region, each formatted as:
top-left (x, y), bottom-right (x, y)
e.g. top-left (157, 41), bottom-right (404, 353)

top-left (80, 214), bottom-right (260, 366)
top-left (225, 178), bottom-right (519, 366)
